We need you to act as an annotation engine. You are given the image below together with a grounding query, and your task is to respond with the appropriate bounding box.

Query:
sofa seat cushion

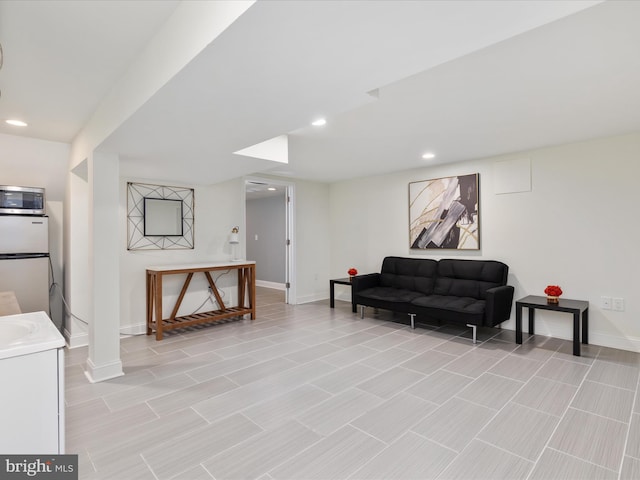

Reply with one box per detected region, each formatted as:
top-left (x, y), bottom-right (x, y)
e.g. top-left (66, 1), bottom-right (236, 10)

top-left (358, 287), bottom-right (423, 304)
top-left (410, 295), bottom-right (485, 324)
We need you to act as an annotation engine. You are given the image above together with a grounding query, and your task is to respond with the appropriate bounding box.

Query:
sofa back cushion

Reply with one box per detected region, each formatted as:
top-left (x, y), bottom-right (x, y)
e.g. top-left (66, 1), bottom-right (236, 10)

top-left (380, 256), bottom-right (438, 295)
top-left (434, 259), bottom-right (508, 299)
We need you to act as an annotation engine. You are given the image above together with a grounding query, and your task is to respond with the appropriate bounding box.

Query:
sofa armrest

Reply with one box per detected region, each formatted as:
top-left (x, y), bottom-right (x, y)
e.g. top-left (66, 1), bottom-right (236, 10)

top-left (484, 285), bottom-right (515, 326)
top-left (352, 273), bottom-right (380, 294)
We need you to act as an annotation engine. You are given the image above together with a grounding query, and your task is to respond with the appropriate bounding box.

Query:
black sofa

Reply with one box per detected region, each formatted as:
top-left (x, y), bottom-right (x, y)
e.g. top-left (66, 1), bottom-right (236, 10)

top-left (352, 257), bottom-right (514, 343)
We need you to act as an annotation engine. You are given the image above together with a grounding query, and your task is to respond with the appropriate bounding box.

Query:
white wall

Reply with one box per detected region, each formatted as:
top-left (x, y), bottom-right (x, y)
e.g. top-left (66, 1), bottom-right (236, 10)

top-left (119, 176), bottom-right (245, 333)
top-left (0, 133), bottom-right (69, 201)
top-left (330, 131), bottom-right (640, 352)
top-left (293, 179), bottom-right (332, 303)
top-left (65, 164), bottom-right (90, 346)
top-left (0, 134), bottom-right (68, 331)
top-left (47, 201), bottom-right (64, 331)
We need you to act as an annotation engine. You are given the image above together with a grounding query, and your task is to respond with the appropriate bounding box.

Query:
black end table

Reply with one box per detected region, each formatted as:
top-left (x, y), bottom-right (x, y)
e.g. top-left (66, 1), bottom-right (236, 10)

top-left (516, 295), bottom-right (589, 356)
top-left (330, 277), bottom-right (357, 312)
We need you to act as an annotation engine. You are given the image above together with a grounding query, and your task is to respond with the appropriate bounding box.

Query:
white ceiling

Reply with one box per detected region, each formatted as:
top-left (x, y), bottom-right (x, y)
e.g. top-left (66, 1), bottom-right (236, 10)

top-left (4, 1), bottom-right (639, 187)
top-left (0, 0), bottom-right (180, 141)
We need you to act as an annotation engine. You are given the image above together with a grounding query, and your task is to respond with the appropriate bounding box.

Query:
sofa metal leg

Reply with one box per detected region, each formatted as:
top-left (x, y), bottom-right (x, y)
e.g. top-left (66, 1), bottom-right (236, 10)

top-left (409, 313), bottom-right (416, 329)
top-left (360, 305), bottom-right (365, 319)
top-left (466, 324), bottom-right (477, 344)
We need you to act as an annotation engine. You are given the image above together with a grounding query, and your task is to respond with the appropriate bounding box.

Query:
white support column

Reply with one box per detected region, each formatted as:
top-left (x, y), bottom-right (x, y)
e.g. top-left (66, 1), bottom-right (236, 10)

top-left (85, 151), bottom-right (123, 383)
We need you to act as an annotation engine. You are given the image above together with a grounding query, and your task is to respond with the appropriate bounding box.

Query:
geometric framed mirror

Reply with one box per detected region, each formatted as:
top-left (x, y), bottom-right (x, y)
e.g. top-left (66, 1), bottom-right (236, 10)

top-left (127, 182), bottom-right (194, 250)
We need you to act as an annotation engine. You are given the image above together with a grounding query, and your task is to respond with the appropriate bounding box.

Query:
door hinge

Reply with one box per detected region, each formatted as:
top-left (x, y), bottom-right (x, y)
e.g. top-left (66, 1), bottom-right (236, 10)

top-left (286, 239), bottom-right (291, 246)
top-left (286, 282), bottom-right (290, 289)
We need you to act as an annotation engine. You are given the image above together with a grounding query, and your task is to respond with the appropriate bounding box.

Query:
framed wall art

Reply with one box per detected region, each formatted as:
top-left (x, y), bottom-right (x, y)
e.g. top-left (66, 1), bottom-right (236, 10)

top-left (409, 173), bottom-right (480, 250)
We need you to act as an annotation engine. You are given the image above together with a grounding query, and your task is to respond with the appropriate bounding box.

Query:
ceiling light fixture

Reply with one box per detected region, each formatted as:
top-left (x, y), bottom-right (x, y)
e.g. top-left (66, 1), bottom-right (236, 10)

top-left (311, 118), bottom-right (326, 127)
top-left (6, 119), bottom-right (28, 127)
top-left (267, 187), bottom-right (277, 191)
top-left (422, 152), bottom-right (436, 160)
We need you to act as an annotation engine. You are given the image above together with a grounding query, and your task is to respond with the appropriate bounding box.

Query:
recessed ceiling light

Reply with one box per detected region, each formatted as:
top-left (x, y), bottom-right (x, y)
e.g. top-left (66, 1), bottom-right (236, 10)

top-left (6, 119), bottom-right (28, 127)
top-left (311, 118), bottom-right (326, 126)
top-left (267, 187), bottom-right (277, 191)
top-left (422, 152), bottom-right (436, 159)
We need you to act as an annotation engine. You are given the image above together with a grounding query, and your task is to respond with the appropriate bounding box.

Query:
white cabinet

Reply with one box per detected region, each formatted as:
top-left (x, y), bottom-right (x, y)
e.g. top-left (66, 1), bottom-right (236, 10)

top-left (0, 348), bottom-right (64, 453)
top-left (0, 312), bottom-right (65, 454)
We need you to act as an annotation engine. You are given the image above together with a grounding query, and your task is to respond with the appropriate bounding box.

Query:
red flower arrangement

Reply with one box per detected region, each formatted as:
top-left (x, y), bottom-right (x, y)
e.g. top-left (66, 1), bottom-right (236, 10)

top-left (347, 268), bottom-right (358, 276)
top-left (544, 285), bottom-right (563, 303)
top-left (544, 285), bottom-right (563, 297)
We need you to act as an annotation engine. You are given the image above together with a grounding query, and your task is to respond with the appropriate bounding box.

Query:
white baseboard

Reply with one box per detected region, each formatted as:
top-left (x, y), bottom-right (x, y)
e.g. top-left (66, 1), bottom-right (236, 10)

top-left (65, 329), bottom-right (88, 348)
top-left (85, 357), bottom-right (124, 383)
top-left (256, 280), bottom-right (286, 291)
top-left (588, 331), bottom-right (640, 353)
top-left (65, 323), bottom-right (148, 346)
top-left (296, 292), bottom-right (329, 304)
top-left (120, 323), bottom-right (147, 336)
top-left (499, 321), bottom-right (640, 353)
top-left (334, 291), bottom-right (353, 303)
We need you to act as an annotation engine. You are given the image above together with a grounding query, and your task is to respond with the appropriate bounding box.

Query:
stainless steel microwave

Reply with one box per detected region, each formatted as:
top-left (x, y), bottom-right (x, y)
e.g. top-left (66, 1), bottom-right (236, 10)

top-left (0, 186), bottom-right (46, 215)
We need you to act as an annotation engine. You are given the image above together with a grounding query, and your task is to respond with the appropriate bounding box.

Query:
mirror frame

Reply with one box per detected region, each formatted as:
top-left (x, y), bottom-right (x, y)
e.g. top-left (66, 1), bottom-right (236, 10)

top-left (127, 182), bottom-right (194, 250)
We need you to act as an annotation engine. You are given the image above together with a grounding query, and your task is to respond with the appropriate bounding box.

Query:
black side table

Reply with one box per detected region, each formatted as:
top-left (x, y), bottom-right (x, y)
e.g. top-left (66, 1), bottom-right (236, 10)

top-left (516, 295), bottom-right (589, 356)
top-left (330, 278), bottom-right (357, 312)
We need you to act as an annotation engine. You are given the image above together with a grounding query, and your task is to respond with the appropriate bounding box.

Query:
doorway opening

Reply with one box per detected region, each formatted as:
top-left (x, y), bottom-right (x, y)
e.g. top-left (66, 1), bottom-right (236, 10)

top-left (244, 178), bottom-right (295, 305)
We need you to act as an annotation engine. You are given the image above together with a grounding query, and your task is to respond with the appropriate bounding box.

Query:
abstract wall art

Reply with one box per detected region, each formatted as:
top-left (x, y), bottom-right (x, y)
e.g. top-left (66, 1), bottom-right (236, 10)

top-left (409, 173), bottom-right (480, 250)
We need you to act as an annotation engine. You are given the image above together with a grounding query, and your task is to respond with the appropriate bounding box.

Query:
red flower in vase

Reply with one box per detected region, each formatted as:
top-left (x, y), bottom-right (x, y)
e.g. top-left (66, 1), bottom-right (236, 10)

top-left (347, 268), bottom-right (358, 276)
top-left (544, 285), bottom-right (563, 297)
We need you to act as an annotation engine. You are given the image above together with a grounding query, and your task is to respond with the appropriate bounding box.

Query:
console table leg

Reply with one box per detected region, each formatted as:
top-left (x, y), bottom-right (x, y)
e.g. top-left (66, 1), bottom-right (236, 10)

top-left (528, 309), bottom-right (535, 335)
top-left (249, 266), bottom-right (256, 320)
top-left (155, 274), bottom-right (163, 341)
top-left (146, 273), bottom-right (153, 335)
top-left (515, 305), bottom-right (523, 344)
top-left (583, 309), bottom-right (589, 344)
top-left (573, 312), bottom-right (581, 356)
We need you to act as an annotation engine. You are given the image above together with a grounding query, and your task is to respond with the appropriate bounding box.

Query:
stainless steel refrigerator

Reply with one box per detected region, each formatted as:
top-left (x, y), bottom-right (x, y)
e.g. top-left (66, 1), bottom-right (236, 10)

top-left (0, 215), bottom-right (50, 314)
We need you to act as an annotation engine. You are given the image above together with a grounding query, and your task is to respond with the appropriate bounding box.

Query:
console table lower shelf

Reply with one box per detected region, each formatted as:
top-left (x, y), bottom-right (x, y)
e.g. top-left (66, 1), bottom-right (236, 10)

top-left (146, 261), bottom-right (256, 340)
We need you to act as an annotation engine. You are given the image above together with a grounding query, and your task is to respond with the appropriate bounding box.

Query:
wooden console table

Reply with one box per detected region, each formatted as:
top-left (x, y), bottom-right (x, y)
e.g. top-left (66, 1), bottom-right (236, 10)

top-left (146, 261), bottom-right (256, 340)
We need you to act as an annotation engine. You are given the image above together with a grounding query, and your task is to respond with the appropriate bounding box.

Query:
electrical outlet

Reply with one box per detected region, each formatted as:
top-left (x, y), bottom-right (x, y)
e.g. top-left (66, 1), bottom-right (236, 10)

top-left (613, 297), bottom-right (625, 311)
top-left (601, 296), bottom-right (612, 310)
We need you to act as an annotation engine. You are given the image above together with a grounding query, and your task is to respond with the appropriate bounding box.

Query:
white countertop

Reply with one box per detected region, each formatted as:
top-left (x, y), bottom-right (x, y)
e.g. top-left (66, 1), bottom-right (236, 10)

top-left (147, 260), bottom-right (256, 271)
top-left (0, 311), bottom-right (65, 360)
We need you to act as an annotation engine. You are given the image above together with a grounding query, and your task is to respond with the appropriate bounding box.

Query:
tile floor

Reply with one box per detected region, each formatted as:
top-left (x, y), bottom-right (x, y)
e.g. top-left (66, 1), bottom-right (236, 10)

top-left (66, 287), bottom-right (640, 479)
